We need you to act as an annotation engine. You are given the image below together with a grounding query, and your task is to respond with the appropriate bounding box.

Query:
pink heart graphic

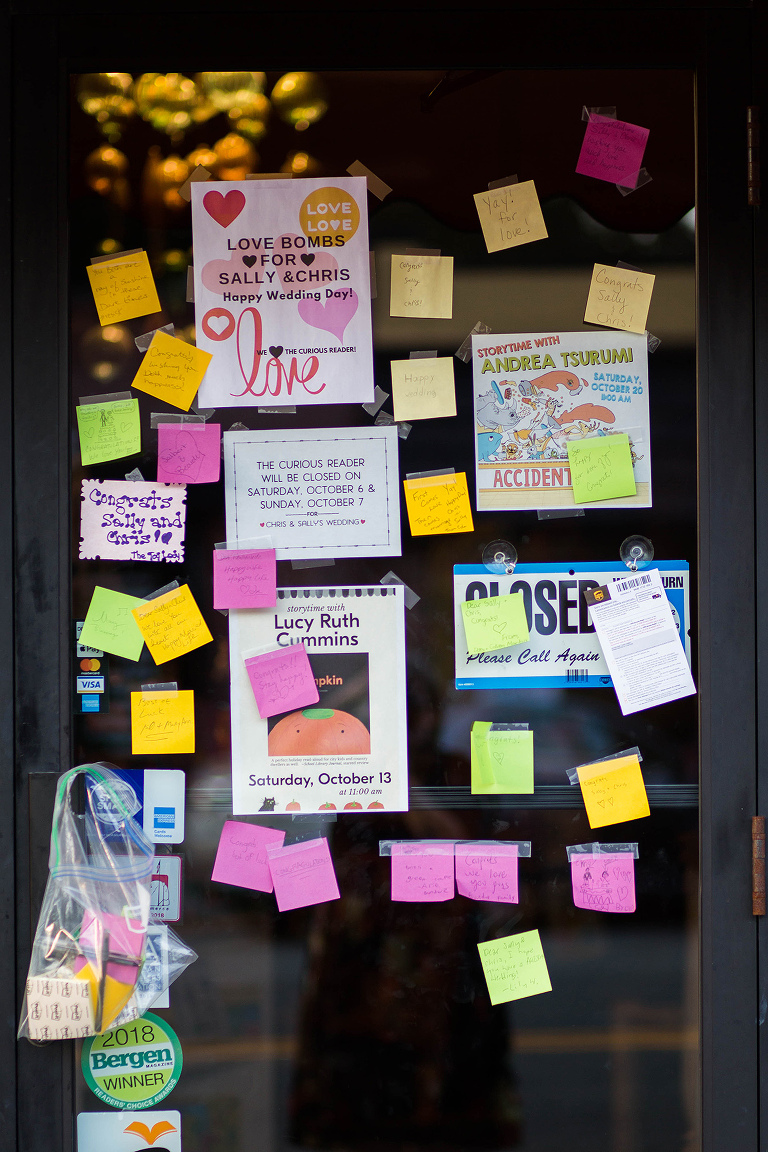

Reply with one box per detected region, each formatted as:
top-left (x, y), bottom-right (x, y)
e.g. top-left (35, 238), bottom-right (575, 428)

top-left (298, 290), bottom-right (358, 342)
top-left (203, 189), bottom-right (245, 228)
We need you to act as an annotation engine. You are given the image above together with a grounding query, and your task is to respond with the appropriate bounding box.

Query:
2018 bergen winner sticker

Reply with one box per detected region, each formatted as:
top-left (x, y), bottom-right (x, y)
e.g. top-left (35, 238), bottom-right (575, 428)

top-left (81, 1013), bottom-right (182, 1109)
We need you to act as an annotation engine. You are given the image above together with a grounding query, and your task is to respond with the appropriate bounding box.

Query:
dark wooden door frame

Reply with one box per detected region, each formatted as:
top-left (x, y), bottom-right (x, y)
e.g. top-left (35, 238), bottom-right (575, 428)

top-left (4, 7), bottom-right (759, 1150)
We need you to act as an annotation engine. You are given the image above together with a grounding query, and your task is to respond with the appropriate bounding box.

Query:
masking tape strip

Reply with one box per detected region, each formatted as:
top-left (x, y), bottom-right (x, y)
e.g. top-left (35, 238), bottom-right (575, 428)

top-left (135, 323), bottom-right (174, 352)
top-left (369, 252), bottom-right (377, 299)
top-left (141, 681), bottom-right (179, 699)
top-left (456, 321), bottom-right (492, 363)
top-left (362, 385), bottom-right (389, 416)
top-left (90, 248), bottom-right (142, 265)
top-left (346, 160), bottom-right (392, 200)
top-left (144, 580), bottom-right (180, 601)
top-left (79, 390), bottom-right (132, 406)
top-left (178, 165), bottom-right (213, 202)
top-left (379, 571), bottom-right (420, 610)
top-left (409, 350), bottom-right (438, 359)
top-left (488, 174), bottom-right (518, 190)
top-left (186, 266), bottom-right (194, 303)
top-left (245, 172), bottom-right (292, 180)
top-left (566, 842), bottom-right (639, 860)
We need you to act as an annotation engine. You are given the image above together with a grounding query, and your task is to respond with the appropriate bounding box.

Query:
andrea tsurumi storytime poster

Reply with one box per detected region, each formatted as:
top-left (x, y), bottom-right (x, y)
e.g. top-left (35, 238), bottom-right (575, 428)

top-left (191, 177), bottom-right (374, 407)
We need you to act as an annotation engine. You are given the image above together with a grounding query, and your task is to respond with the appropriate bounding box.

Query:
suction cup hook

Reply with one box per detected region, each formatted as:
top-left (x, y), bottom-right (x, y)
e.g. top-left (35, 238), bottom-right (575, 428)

top-left (620, 535), bottom-right (654, 572)
top-left (482, 539), bottom-right (518, 575)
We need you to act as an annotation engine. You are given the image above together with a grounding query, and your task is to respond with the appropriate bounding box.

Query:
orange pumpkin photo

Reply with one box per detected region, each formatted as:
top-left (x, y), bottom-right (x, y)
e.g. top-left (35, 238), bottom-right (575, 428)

top-left (268, 707), bottom-right (371, 757)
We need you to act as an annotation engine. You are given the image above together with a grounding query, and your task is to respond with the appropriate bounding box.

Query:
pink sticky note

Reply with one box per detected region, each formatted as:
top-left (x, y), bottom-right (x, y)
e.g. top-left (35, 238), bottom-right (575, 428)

top-left (390, 843), bottom-right (455, 902)
top-left (267, 837), bottom-right (340, 911)
top-left (77, 910), bottom-right (144, 985)
top-left (245, 643), bottom-right (319, 719)
top-left (455, 843), bottom-right (519, 903)
top-left (575, 115), bottom-right (649, 187)
top-left (157, 422), bottom-right (221, 484)
top-left (211, 820), bottom-right (286, 892)
top-left (570, 852), bottom-right (636, 913)
top-left (213, 548), bottom-right (277, 609)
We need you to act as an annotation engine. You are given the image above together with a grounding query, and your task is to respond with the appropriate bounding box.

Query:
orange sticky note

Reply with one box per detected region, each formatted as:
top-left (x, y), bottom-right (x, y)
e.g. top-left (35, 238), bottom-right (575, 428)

top-left (403, 471), bottom-right (474, 535)
top-left (576, 754), bottom-right (650, 829)
top-left (131, 330), bottom-right (213, 412)
top-left (86, 251), bottom-right (161, 326)
top-left (131, 690), bottom-right (195, 754)
top-left (131, 584), bottom-right (213, 665)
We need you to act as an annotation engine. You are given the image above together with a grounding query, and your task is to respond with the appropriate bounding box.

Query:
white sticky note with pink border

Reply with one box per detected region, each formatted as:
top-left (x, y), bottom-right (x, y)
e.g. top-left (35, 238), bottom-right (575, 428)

top-left (267, 837), bottom-right (340, 911)
top-left (455, 843), bottom-right (519, 903)
top-left (570, 851), bottom-right (636, 912)
top-left (157, 422), bottom-right (221, 484)
top-left (390, 842), bottom-right (454, 902)
top-left (244, 642), bottom-right (319, 718)
top-left (211, 820), bottom-right (285, 892)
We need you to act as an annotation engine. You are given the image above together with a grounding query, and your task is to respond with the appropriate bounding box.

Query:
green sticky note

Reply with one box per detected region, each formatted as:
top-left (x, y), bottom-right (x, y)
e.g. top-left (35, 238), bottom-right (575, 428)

top-left (460, 592), bottom-right (529, 655)
top-left (79, 586), bottom-right (146, 660)
top-left (76, 398), bottom-right (141, 466)
top-left (567, 433), bottom-right (636, 504)
top-left (477, 929), bottom-right (552, 1005)
top-left (471, 721), bottom-right (495, 790)
top-left (473, 728), bottom-right (534, 794)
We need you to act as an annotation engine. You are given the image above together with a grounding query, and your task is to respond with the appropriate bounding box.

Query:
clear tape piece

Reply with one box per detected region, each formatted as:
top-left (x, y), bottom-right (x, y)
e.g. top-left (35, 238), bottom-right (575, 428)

top-left (214, 536), bottom-right (273, 550)
top-left (374, 411), bottom-right (394, 427)
top-left (406, 467), bottom-right (455, 480)
top-left (405, 247), bottom-right (440, 257)
top-left (647, 332), bottom-right (662, 353)
top-left (346, 161), bottom-right (392, 200)
top-left (291, 558), bottom-right (336, 570)
top-left (617, 168), bottom-right (653, 196)
top-left (90, 247), bottom-right (142, 265)
top-left (397, 422), bottom-right (412, 440)
top-left (145, 580), bottom-right (180, 601)
top-left (537, 508), bottom-right (586, 520)
top-left (489, 722), bottom-right (529, 731)
top-left (141, 682), bottom-right (179, 699)
top-left (186, 266), bottom-right (194, 303)
top-left (456, 321), bottom-right (492, 363)
top-left (228, 422), bottom-right (249, 433)
top-left (258, 406), bottom-right (296, 414)
top-left (582, 106), bottom-right (617, 121)
top-left (150, 412), bottom-right (206, 428)
top-left (125, 467), bottom-right (145, 482)
top-left (566, 842), bottom-right (639, 860)
top-left (567, 746), bottom-right (643, 785)
top-left (379, 571), bottom-right (420, 610)
top-left (379, 839), bottom-right (532, 857)
top-left (135, 323), bottom-right (174, 353)
top-left (79, 390), bottom-right (132, 406)
top-left (409, 350), bottom-right (438, 359)
top-left (362, 386), bottom-right (389, 417)
top-left (488, 174), bottom-right (518, 190)
top-left (616, 259), bottom-right (643, 273)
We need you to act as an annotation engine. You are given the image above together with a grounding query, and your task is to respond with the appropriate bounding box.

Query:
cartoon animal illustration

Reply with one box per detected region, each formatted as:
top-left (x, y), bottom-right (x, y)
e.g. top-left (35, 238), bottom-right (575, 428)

top-left (477, 431), bottom-right (503, 461)
top-left (259, 796), bottom-right (276, 811)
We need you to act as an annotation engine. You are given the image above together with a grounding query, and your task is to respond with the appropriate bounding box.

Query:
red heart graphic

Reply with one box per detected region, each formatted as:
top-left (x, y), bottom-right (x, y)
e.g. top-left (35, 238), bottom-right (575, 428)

top-left (260, 523), bottom-right (265, 527)
top-left (361, 520), bottom-right (365, 523)
top-left (203, 189), bottom-right (245, 228)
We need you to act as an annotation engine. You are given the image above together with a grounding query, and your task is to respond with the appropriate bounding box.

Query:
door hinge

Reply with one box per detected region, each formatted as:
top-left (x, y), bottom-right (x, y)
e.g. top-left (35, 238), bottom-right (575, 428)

top-left (753, 816), bottom-right (765, 915)
top-left (748, 106), bottom-right (760, 207)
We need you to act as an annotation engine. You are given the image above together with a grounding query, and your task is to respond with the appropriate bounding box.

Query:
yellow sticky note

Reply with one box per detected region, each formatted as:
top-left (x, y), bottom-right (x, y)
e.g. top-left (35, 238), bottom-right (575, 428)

top-left (567, 433), bottom-right (636, 504)
top-left (86, 251), bottom-right (162, 326)
top-left (390, 255), bottom-right (453, 319)
top-left (478, 929), bottom-right (552, 1005)
top-left (131, 330), bottom-right (213, 412)
top-left (391, 357), bottom-right (456, 421)
top-left (76, 398), bottom-right (141, 467)
top-left (471, 721), bottom-right (495, 790)
top-left (131, 584), bottom-right (213, 665)
top-left (404, 472), bottom-right (474, 536)
top-left (131, 689), bottom-right (195, 754)
top-left (473, 180), bottom-right (548, 253)
top-left (576, 754), bottom-right (651, 828)
top-left (460, 592), bottom-right (529, 655)
top-left (584, 262), bottom-right (655, 334)
top-left (472, 727), bottom-right (534, 794)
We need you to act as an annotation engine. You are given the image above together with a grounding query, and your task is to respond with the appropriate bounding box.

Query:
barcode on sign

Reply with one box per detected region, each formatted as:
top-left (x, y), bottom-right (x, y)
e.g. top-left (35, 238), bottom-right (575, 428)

top-left (615, 574), bottom-right (652, 594)
top-left (567, 669), bottom-right (589, 683)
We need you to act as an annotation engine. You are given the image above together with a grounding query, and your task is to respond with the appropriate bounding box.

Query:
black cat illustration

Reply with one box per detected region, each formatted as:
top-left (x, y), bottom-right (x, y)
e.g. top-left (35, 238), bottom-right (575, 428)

top-left (259, 796), bottom-right (276, 811)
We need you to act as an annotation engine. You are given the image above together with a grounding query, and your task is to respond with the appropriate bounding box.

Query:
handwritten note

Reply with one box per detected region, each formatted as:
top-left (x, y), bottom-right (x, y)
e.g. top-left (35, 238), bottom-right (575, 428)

top-left (460, 592), bottom-right (529, 655)
top-left (403, 472), bottom-right (474, 536)
top-left (390, 357), bottom-right (456, 421)
top-left (267, 837), bottom-right (340, 911)
top-left (570, 852), bottom-right (636, 912)
top-left (79, 479), bottom-right (187, 564)
top-left (584, 263), bottom-right (655, 334)
top-left (455, 844), bottom-right (519, 903)
top-left (473, 180), bottom-right (548, 253)
top-left (131, 584), bottom-right (213, 664)
top-left (211, 820), bottom-right (286, 892)
top-left (157, 423), bottom-right (221, 484)
top-left (567, 433), bottom-right (636, 504)
top-left (576, 754), bottom-right (650, 828)
top-left (471, 726), bottom-right (534, 794)
top-left (477, 929), bottom-right (552, 1005)
top-left (131, 331), bottom-right (212, 412)
top-left (390, 842), bottom-right (454, 902)
top-left (79, 586), bottom-right (146, 660)
top-left (86, 251), bottom-right (162, 326)
top-left (131, 690), bottom-right (196, 754)
top-left (245, 643), bottom-right (320, 719)
top-left (575, 114), bottom-right (649, 187)
top-left (76, 398), bottom-right (141, 466)
top-left (390, 255), bottom-right (453, 319)
top-left (213, 548), bottom-right (277, 609)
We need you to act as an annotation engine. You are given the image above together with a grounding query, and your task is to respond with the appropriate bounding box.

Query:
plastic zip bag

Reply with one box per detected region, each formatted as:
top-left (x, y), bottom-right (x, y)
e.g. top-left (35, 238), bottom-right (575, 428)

top-left (19, 763), bottom-right (154, 1041)
top-left (113, 924), bottom-right (198, 1023)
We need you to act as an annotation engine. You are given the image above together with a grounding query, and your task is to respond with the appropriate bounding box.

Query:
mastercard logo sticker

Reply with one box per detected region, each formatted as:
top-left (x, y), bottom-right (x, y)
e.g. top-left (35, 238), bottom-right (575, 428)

top-left (79, 658), bottom-right (101, 672)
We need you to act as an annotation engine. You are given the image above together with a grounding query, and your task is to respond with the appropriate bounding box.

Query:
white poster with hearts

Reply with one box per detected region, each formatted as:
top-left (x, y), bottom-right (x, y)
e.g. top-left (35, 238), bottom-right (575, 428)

top-left (191, 177), bottom-right (374, 408)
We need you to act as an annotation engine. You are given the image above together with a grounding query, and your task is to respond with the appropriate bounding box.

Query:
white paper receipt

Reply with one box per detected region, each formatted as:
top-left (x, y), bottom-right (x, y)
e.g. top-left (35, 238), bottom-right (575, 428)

top-left (584, 568), bottom-right (696, 715)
